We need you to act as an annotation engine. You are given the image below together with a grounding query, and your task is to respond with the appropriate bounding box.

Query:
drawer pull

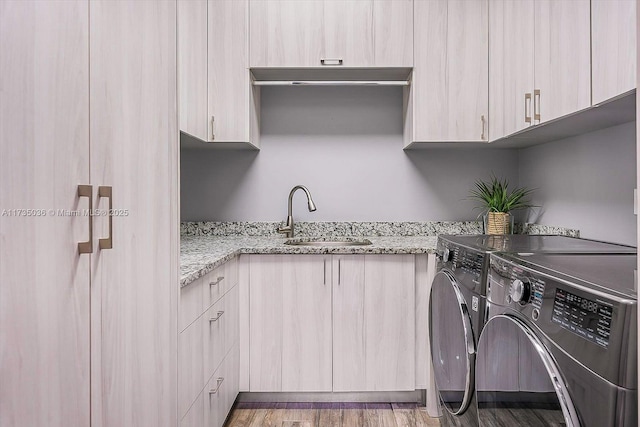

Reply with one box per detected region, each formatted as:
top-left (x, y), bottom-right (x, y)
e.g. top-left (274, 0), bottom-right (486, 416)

top-left (209, 311), bottom-right (224, 323)
top-left (320, 58), bottom-right (343, 66)
top-left (209, 377), bottom-right (224, 395)
top-left (209, 276), bottom-right (224, 287)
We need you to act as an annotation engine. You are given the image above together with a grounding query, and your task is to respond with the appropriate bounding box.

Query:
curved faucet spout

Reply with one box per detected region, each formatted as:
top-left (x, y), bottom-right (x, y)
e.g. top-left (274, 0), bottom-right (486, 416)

top-left (277, 185), bottom-right (317, 238)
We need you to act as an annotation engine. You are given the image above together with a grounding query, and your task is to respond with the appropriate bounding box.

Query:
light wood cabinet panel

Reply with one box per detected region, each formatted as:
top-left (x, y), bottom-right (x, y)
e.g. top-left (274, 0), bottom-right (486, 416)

top-left (281, 256), bottom-right (333, 392)
top-left (178, 0), bottom-right (208, 141)
top-left (180, 390), bottom-right (204, 427)
top-left (592, 0), bottom-right (637, 104)
top-left (89, 1), bottom-right (178, 425)
top-left (413, 0), bottom-right (488, 142)
top-left (322, 0), bottom-right (374, 66)
top-left (0, 1), bottom-right (91, 425)
top-left (489, 0), bottom-right (535, 140)
top-left (181, 277), bottom-right (204, 332)
top-left (179, 317), bottom-right (204, 420)
top-left (332, 255), bottom-right (367, 391)
top-left (249, 0), bottom-right (324, 67)
top-left (204, 344), bottom-right (240, 427)
top-left (248, 255), bottom-right (283, 391)
top-left (202, 258), bottom-right (236, 312)
top-left (204, 285), bottom-right (239, 386)
top-left (533, 0), bottom-right (590, 124)
top-left (373, 0), bottom-right (413, 67)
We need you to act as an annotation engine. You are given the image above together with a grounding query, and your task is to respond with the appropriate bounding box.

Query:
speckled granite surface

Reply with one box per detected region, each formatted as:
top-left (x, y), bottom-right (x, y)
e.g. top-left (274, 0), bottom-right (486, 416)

top-left (180, 221), bottom-right (580, 287)
top-left (180, 235), bottom-right (438, 287)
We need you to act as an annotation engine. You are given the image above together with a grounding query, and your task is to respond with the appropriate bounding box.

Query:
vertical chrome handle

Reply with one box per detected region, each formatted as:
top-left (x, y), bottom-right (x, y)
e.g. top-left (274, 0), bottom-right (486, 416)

top-left (209, 311), bottom-right (224, 323)
top-left (210, 115), bottom-right (215, 140)
top-left (524, 93), bottom-right (532, 124)
top-left (533, 89), bottom-right (541, 122)
top-left (98, 186), bottom-right (113, 249)
top-left (77, 185), bottom-right (93, 254)
top-left (320, 58), bottom-right (343, 66)
top-left (480, 115), bottom-right (486, 140)
top-left (209, 276), bottom-right (224, 287)
top-left (338, 259), bottom-right (341, 285)
top-left (209, 377), bottom-right (224, 395)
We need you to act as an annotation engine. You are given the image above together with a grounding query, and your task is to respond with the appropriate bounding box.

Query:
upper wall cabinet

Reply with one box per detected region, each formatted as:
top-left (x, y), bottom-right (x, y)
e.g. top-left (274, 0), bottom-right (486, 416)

top-left (591, 0), bottom-right (637, 105)
top-left (408, 0), bottom-right (488, 145)
top-left (178, 0), bottom-right (259, 147)
top-left (249, 0), bottom-right (413, 68)
top-left (489, 0), bottom-right (591, 141)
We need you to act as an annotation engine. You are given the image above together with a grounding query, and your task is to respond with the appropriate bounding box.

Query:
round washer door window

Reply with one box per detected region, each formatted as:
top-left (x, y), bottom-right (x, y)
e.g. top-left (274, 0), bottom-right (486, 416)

top-left (429, 270), bottom-right (476, 415)
top-left (476, 315), bottom-right (580, 427)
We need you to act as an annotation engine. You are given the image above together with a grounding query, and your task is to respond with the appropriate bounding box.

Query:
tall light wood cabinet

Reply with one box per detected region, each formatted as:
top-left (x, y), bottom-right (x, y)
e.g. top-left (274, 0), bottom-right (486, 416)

top-left (409, 0), bottom-right (488, 144)
top-left (489, 0), bottom-right (590, 141)
top-left (248, 254), bottom-right (415, 393)
top-left (1, 1), bottom-right (179, 426)
top-left (249, 0), bottom-right (413, 68)
top-left (0, 2), bottom-right (91, 425)
top-left (592, 0), bottom-right (637, 105)
top-left (178, 0), bottom-right (259, 146)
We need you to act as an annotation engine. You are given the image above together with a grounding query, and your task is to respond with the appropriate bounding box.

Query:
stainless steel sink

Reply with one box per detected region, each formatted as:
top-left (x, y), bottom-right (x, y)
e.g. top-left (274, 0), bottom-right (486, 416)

top-left (284, 238), bottom-right (373, 247)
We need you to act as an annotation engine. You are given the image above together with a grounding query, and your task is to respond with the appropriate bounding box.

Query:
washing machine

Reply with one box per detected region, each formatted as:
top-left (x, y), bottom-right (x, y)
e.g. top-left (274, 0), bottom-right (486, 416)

top-left (476, 252), bottom-right (637, 426)
top-left (429, 235), bottom-right (635, 427)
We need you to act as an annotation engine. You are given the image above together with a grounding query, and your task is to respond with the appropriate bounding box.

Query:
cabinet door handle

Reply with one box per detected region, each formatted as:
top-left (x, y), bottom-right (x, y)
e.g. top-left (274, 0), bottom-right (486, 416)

top-left (77, 185), bottom-right (93, 254)
top-left (210, 115), bottom-right (215, 141)
top-left (338, 259), bottom-right (341, 285)
top-left (209, 311), bottom-right (224, 323)
top-left (323, 259), bottom-right (326, 285)
top-left (480, 115), bottom-right (486, 140)
top-left (98, 186), bottom-right (113, 249)
top-left (209, 377), bottom-right (224, 395)
top-left (209, 276), bottom-right (224, 287)
top-left (533, 89), bottom-right (541, 122)
top-left (524, 93), bottom-right (532, 124)
top-left (320, 58), bottom-right (343, 66)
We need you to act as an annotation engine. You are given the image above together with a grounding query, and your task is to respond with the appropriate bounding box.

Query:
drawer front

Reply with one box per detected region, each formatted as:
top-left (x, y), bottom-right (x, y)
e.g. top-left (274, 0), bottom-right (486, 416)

top-left (202, 257), bottom-right (238, 310)
top-left (180, 387), bottom-right (204, 427)
top-left (204, 344), bottom-right (240, 427)
top-left (203, 285), bottom-right (239, 383)
top-left (179, 316), bottom-right (204, 419)
top-left (179, 276), bottom-right (203, 332)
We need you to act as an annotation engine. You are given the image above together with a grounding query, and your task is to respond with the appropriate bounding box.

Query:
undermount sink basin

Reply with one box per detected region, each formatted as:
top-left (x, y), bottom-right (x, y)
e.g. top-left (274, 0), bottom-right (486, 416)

top-left (284, 238), bottom-right (373, 247)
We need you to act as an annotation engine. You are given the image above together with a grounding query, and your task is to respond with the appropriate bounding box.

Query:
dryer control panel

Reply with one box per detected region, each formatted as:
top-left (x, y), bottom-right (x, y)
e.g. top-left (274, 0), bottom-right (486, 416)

top-left (551, 288), bottom-right (613, 348)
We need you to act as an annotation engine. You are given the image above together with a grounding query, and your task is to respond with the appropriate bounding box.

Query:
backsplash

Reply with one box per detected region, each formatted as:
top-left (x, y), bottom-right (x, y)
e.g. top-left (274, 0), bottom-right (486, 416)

top-left (181, 221), bottom-right (579, 238)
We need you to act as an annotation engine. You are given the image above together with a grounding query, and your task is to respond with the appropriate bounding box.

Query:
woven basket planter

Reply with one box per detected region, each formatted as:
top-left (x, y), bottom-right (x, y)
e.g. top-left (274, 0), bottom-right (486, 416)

top-left (485, 212), bottom-right (512, 235)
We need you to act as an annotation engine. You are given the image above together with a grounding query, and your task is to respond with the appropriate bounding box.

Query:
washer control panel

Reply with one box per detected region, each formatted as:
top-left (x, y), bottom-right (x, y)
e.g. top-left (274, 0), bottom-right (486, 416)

top-left (551, 288), bottom-right (613, 348)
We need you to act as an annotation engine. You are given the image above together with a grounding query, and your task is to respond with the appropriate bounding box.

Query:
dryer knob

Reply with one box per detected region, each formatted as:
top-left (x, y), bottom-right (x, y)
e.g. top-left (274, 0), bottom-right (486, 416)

top-left (442, 248), bottom-right (453, 262)
top-left (510, 278), bottom-right (531, 304)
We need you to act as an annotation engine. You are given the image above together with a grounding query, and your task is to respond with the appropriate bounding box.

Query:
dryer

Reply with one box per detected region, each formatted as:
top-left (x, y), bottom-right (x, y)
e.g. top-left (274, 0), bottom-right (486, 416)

top-left (429, 235), bottom-right (635, 426)
top-left (476, 252), bottom-right (637, 426)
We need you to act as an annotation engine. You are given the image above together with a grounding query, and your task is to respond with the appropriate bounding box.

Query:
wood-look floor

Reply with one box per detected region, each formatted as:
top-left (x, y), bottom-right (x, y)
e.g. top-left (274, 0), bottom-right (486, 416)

top-left (224, 403), bottom-right (441, 427)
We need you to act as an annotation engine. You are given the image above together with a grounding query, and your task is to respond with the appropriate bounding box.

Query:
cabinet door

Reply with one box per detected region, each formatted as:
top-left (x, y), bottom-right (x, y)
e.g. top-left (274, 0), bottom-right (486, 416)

top-left (414, 0), bottom-right (488, 142)
top-left (373, 0), bottom-right (413, 67)
top-left (333, 255), bottom-right (415, 391)
top-left (489, 0), bottom-right (534, 140)
top-left (322, 0), bottom-right (374, 67)
top-left (591, 0), bottom-right (637, 104)
top-left (533, 0), bottom-right (590, 124)
top-left (89, 1), bottom-right (178, 425)
top-left (0, 1), bottom-right (90, 426)
top-left (249, 0), bottom-right (324, 67)
top-left (209, 0), bottom-right (252, 143)
top-left (281, 255), bottom-right (333, 392)
top-left (178, 0), bottom-right (208, 141)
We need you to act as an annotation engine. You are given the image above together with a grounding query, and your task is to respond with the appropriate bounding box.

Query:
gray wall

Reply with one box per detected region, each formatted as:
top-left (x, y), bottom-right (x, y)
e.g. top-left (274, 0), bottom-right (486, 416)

top-left (181, 86), bottom-right (520, 222)
top-left (518, 122), bottom-right (637, 245)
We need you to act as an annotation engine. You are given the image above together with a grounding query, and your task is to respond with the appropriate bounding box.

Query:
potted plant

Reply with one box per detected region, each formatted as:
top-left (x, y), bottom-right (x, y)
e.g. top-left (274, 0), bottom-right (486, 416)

top-left (469, 175), bottom-right (535, 235)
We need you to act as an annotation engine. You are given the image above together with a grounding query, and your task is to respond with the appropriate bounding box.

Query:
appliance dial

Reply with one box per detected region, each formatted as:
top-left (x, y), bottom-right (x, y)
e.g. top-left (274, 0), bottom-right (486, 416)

top-left (510, 278), bottom-right (531, 304)
top-left (442, 248), bottom-right (453, 263)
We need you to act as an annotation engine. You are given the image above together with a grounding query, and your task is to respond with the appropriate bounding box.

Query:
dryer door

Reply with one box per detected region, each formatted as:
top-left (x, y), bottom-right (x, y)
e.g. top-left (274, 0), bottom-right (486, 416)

top-left (476, 315), bottom-right (581, 427)
top-left (429, 270), bottom-right (476, 415)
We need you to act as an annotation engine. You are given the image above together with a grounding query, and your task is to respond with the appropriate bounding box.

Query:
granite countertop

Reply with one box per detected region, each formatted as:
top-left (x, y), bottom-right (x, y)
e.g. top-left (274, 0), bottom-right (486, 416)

top-left (180, 235), bottom-right (438, 287)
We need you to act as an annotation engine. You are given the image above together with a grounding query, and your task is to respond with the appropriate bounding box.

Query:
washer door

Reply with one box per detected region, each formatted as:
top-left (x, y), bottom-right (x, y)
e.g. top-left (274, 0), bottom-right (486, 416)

top-left (429, 270), bottom-right (476, 415)
top-left (476, 315), bottom-right (581, 427)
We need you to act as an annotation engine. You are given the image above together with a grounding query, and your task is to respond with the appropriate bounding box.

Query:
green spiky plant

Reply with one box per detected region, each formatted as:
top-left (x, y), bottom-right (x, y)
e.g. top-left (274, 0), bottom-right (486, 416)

top-left (469, 175), bottom-right (535, 214)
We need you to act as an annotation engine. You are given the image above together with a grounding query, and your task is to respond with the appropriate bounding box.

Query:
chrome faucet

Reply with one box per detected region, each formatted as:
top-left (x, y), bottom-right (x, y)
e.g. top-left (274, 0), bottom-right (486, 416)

top-left (277, 185), bottom-right (317, 238)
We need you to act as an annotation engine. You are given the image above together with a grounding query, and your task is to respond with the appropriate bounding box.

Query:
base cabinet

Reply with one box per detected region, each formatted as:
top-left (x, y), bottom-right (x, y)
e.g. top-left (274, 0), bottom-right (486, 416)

top-left (248, 254), bottom-right (415, 392)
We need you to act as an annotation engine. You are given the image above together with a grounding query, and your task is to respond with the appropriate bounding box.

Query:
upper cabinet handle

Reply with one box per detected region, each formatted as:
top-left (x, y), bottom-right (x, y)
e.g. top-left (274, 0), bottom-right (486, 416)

top-left (480, 115), bottom-right (486, 140)
top-left (533, 89), bottom-right (541, 122)
top-left (210, 115), bottom-right (215, 141)
top-left (98, 186), bottom-right (113, 250)
top-left (524, 93), bottom-right (532, 124)
top-left (77, 185), bottom-right (93, 254)
top-left (320, 58), bottom-right (343, 66)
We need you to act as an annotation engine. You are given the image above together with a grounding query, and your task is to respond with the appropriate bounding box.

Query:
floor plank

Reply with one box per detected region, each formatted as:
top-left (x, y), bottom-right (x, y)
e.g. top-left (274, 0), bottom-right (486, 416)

top-left (224, 402), bottom-right (441, 427)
